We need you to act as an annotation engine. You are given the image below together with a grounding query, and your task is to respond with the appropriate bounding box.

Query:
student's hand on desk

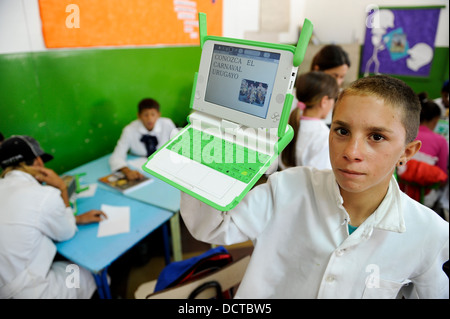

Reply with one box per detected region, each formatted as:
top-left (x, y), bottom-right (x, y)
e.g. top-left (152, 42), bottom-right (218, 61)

top-left (122, 167), bottom-right (144, 181)
top-left (76, 210), bottom-right (107, 225)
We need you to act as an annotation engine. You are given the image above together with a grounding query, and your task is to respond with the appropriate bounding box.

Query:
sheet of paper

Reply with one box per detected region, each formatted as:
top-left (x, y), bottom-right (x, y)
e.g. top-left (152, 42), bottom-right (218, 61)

top-left (97, 204), bottom-right (130, 237)
top-left (76, 183), bottom-right (98, 198)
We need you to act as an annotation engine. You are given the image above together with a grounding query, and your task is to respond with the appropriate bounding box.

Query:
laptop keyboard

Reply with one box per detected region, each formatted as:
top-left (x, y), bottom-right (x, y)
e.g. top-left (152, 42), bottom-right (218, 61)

top-left (166, 127), bottom-right (271, 183)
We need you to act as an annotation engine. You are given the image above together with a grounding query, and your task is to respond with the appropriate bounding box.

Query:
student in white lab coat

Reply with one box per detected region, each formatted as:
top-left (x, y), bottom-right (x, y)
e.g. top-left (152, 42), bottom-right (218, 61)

top-left (109, 98), bottom-right (176, 181)
top-left (0, 136), bottom-right (106, 299)
top-left (180, 75), bottom-right (449, 299)
top-left (280, 71), bottom-right (339, 170)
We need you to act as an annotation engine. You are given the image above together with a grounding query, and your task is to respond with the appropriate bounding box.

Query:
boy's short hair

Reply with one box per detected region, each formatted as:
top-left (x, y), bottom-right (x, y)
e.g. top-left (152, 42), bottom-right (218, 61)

top-left (335, 75), bottom-right (421, 144)
top-left (138, 98), bottom-right (160, 113)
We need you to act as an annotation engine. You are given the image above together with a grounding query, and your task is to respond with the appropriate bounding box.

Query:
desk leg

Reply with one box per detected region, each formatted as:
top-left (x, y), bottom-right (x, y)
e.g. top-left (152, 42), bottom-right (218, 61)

top-left (170, 211), bottom-right (183, 261)
top-left (93, 269), bottom-right (112, 299)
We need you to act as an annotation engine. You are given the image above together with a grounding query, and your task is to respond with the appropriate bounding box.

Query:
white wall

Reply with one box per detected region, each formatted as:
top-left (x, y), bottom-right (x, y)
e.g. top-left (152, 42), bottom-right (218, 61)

top-left (0, 0), bottom-right (45, 53)
top-left (1, 0), bottom-right (448, 54)
top-left (225, 0), bottom-right (449, 46)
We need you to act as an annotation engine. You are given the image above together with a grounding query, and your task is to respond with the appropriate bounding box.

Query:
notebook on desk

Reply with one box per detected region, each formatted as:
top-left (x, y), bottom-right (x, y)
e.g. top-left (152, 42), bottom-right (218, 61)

top-left (143, 13), bottom-right (313, 211)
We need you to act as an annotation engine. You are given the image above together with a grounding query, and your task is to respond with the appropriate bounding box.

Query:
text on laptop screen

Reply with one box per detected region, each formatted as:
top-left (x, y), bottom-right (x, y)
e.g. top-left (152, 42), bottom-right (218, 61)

top-left (204, 44), bottom-right (281, 119)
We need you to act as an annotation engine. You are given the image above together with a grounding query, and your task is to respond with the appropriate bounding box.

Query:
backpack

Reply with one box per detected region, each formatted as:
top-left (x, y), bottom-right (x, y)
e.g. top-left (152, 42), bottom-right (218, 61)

top-left (153, 246), bottom-right (233, 296)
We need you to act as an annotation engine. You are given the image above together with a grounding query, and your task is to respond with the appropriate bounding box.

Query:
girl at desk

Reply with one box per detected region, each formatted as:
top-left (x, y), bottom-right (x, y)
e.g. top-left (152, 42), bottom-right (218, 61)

top-left (0, 135), bottom-right (105, 299)
top-left (180, 75), bottom-right (449, 299)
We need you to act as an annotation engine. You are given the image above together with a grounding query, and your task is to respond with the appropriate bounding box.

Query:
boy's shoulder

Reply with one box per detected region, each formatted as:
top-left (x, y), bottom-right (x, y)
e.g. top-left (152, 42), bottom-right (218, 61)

top-left (400, 190), bottom-right (448, 237)
top-left (158, 117), bottom-right (176, 126)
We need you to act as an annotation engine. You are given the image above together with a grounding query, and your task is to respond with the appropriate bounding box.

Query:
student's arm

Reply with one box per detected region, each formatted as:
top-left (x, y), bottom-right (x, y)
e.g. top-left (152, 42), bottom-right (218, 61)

top-left (75, 209), bottom-right (107, 224)
top-left (34, 166), bottom-right (70, 207)
top-left (36, 186), bottom-right (78, 242)
top-left (180, 174), bottom-right (278, 245)
top-left (411, 239), bottom-right (449, 299)
top-left (109, 126), bottom-right (133, 173)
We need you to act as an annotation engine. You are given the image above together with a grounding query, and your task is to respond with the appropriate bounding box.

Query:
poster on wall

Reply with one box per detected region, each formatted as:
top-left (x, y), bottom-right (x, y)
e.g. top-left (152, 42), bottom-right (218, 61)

top-left (361, 6), bottom-right (442, 77)
top-left (39, 0), bottom-right (222, 48)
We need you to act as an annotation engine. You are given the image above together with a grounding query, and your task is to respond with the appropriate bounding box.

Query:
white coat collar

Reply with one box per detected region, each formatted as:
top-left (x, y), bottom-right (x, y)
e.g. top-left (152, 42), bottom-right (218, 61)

top-left (331, 175), bottom-right (406, 234)
top-left (4, 169), bottom-right (39, 184)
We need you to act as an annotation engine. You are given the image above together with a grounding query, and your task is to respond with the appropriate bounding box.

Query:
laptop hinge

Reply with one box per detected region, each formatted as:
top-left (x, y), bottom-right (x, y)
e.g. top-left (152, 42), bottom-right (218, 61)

top-left (188, 111), bottom-right (278, 154)
top-left (221, 119), bottom-right (241, 135)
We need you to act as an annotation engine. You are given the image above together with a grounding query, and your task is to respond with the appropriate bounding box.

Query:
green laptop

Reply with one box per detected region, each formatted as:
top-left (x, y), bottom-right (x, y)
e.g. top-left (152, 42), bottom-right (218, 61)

top-left (143, 13), bottom-right (313, 211)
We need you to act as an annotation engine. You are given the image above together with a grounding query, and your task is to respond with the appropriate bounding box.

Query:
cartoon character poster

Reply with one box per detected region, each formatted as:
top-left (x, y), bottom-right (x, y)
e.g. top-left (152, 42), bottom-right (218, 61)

top-left (361, 7), bottom-right (442, 77)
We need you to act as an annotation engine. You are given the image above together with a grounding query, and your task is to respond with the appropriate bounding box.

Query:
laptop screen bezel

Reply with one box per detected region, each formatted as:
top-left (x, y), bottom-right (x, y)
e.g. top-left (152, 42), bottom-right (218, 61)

top-left (192, 38), bottom-right (296, 130)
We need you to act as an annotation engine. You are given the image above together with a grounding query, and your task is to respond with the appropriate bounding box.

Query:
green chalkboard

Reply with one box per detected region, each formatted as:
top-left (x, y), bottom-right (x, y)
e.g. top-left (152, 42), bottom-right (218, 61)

top-left (0, 46), bottom-right (201, 173)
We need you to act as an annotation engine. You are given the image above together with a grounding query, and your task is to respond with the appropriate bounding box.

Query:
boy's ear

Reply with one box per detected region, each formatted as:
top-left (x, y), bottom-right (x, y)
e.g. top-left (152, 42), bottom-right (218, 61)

top-left (400, 140), bottom-right (422, 164)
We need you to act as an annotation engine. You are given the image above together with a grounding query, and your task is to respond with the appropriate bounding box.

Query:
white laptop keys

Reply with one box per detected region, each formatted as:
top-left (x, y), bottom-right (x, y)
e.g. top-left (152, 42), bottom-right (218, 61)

top-left (143, 13), bottom-right (313, 211)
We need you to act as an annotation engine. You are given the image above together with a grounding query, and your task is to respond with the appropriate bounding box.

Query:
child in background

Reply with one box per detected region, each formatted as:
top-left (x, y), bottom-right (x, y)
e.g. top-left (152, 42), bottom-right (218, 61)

top-left (180, 75), bottom-right (448, 299)
top-left (311, 44), bottom-right (351, 88)
top-left (416, 92), bottom-right (449, 174)
top-left (434, 80), bottom-right (449, 118)
top-left (310, 44), bottom-right (351, 126)
top-left (0, 135), bottom-right (106, 298)
top-left (109, 98), bottom-right (175, 180)
top-left (280, 71), bottom-right (339, 170)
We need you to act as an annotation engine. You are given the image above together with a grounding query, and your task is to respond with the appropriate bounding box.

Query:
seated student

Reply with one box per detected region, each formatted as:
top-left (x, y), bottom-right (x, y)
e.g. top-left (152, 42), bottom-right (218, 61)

top-left (280, 71), bottom-right (339, 170)
top-left (0, 135), bottom-right (106, 299)
top-left (180, 75), bottom-right (449, 299)
top-left (109, 98), bottom-right (176, 180)
top-left (416, 92), bottom-right (449, 174)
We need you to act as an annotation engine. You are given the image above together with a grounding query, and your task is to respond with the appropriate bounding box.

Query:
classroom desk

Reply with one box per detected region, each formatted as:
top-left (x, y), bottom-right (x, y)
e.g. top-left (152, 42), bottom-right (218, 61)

top-left (56, 187), bottom-right (173, 299)
top-left (63, 154), bottom-right (183, 261)
top-left (56, 153), bottom-right (182, 298)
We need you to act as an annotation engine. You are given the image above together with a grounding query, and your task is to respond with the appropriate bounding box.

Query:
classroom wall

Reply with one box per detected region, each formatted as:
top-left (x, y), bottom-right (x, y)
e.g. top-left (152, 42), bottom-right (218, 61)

top-left (0, 0), bottom-right (202, 172)
top-left (1, 0), bottom-right (448, 173)
top-left (0, 47), bottom-right (201, 172)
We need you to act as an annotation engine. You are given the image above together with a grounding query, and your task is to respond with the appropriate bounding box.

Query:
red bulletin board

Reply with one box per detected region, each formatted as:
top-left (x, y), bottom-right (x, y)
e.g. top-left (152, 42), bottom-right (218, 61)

top-left (38, 0), bottom-right (222, 48)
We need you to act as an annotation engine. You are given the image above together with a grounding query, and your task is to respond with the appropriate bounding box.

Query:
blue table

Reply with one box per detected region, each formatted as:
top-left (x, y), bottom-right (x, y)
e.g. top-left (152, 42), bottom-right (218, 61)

top-left (64, 154), bottom-right (183, 260)
top-left (56, 154), bottom-right (182, 298)
top-left (67, 154), bottom-right (181, 212)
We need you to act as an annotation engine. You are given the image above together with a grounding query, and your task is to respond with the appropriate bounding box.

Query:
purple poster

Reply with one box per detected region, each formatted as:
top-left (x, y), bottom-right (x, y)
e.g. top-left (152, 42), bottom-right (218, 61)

top-left (361, 7), bottom-right (441, 77)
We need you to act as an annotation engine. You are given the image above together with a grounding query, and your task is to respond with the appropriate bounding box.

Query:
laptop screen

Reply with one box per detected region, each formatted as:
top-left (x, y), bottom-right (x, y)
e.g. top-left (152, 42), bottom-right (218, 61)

top-left (204, 44), bottom-right (281, 119)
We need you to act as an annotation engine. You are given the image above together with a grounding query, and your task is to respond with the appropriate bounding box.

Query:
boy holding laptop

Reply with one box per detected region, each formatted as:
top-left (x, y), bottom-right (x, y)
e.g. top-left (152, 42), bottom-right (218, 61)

top-left (179, 75), bottom-right (449, 299)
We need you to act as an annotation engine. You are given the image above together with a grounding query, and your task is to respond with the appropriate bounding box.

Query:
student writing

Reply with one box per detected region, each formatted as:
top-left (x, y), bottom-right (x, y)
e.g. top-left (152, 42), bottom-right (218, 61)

top-left (0, 135), bottom-right (106, 298)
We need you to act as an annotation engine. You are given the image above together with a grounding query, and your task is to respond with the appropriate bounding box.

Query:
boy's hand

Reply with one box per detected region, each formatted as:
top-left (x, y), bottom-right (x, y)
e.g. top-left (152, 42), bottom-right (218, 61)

top-left (76, 209), bottom-right (107, 224)
top-left (121, 167), bottom-right (144, 181)
top-left (34, 166), bottom-right (66, 190)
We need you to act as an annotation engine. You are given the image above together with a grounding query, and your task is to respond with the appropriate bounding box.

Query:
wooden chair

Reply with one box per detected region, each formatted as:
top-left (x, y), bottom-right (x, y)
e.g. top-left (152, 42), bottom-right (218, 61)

top-left (134, 255), bottom-right (250, 299)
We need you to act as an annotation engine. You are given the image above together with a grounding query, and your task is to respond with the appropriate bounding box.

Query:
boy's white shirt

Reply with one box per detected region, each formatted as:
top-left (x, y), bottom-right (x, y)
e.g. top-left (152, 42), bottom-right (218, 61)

top-left (109, 117), bottom-right (176, 172)
top-left (180, 166), bottom-right (449, 299)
